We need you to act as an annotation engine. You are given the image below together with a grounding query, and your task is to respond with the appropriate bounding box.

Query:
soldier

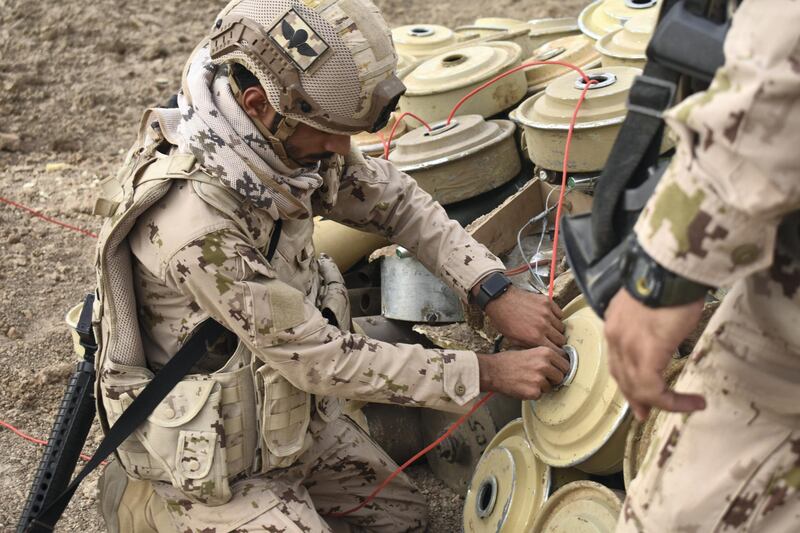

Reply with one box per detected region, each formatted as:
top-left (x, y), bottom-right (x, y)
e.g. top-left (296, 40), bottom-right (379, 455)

top-left (605, 0), bottom-right (800, 530)
top-left (93, 0), bottom-right (568, 532)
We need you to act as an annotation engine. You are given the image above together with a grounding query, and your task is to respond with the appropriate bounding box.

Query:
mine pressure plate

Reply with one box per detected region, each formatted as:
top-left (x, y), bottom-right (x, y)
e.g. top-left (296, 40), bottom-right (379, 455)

top-left (523, 295), bottom-right (631, 474)
top-left (392, 24), bottom-right (457, 59)
top-left (463, 419), bottom-right (551, 533)
top-left (523, 34), bottom-right (602, 93)
top-left (579, 0), bottom-right (661, 40)
top-left (352, 113), bottom-right (408, 158)
top-left (596, 11), bottom-right (658, 69)
top-left (389, 115), bottom-right (520, 205)
top-left (531, 480), bottom-right (624, 532)
top-left (400, 41), bottom-right (527, 123)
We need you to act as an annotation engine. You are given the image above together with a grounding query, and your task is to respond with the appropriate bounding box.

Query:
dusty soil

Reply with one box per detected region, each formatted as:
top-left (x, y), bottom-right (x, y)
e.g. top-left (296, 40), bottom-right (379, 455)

top-left (0, 0), bottom-right (587, 531)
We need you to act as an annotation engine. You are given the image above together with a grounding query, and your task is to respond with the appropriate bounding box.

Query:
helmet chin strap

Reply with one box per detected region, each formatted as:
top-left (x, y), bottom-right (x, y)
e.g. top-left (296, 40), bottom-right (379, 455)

top-left (228, 69), bottom-right (303, 170)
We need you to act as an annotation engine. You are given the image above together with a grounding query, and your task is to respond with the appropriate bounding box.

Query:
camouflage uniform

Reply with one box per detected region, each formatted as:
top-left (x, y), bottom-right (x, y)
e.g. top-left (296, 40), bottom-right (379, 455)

top-left (616, 1), bottom-right (800, 531)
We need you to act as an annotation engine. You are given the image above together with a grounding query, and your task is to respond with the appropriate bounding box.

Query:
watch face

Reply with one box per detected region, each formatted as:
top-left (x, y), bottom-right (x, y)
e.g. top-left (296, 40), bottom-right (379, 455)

top-left (484, 273), bottom-right (511, 294)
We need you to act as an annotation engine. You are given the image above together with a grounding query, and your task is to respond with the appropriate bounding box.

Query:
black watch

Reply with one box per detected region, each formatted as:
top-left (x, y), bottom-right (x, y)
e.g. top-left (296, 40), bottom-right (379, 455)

top-left (473, 272), bottom-right (513, 311)
top-left (621, 240), bottom-right (710, 308)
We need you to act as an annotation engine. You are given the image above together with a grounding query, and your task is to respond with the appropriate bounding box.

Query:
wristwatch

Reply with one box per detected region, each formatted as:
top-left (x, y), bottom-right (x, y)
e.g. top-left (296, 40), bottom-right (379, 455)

top-left (473, 272), bottom-right (513, 311)
top-left (621, 239), bottom-right (710, 308)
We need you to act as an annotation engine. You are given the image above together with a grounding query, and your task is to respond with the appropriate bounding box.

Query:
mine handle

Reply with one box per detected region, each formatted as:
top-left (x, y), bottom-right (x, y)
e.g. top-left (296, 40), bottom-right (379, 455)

top-left (17, 294), bottom-right (98, 533)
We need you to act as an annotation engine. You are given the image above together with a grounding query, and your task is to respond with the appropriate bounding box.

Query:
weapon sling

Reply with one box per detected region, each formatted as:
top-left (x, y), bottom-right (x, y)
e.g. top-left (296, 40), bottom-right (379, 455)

top-left (19, 219), bottom-right (283, 533)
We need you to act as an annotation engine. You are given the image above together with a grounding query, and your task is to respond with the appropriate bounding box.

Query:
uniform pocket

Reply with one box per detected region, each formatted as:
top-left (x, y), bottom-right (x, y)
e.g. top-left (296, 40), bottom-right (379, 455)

top-left (254, 365), bottom-right (311, 468)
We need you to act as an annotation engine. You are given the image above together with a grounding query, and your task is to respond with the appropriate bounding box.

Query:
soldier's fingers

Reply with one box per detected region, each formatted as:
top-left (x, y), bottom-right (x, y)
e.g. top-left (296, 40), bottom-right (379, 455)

top-left (548, 299), bottom-right (564, 319)
top-left (546, 326), bottom-right (566, 347)
top-left (538, 361), bottom-right (566, 385)
top-left (548, 350), bottom-right (572, 374)
top-left (630, 400), bottom-right (652, 422)
top-left (650, 390), bottom-right (707, 415)
top-left (547, 313), bottom-right (566, 335)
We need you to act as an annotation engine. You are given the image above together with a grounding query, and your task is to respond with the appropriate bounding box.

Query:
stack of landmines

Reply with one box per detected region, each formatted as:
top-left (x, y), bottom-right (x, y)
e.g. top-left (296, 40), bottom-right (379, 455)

top-left (57, 1), bottom-right (710, 531)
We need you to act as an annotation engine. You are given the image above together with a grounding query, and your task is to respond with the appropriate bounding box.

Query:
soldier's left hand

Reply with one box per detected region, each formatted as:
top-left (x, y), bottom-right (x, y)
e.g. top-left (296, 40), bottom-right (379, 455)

top-left (484, 286), bottom-right (566, 351)
top-left (605, 289), bottom-right (707, 422)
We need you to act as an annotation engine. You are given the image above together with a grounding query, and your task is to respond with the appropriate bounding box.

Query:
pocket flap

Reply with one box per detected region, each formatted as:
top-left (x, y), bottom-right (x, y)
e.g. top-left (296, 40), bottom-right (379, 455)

top-left (148, 379), bottom-right (216, 427)
top-left (177, 430), bottom-right (216, 480)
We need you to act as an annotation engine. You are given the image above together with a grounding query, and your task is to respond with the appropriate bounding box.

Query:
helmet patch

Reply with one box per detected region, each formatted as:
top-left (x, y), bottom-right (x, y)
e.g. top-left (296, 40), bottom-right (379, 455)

top-left (268, 9), bottom-right (330, 72)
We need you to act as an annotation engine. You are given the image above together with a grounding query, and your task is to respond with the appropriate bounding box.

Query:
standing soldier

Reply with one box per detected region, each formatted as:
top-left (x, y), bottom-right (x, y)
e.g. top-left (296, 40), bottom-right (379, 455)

top-left (605, 0), bottom-right (800, 530)
top-left (93, 0), bottom-right (568, 532)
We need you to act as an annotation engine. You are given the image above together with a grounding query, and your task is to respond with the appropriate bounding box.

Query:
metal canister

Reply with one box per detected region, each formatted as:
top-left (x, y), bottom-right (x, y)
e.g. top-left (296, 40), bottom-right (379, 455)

top-left (389, 115), bottom-right (520, 205)
top-left (516, 66), bottom-right (673, 173)
top-left (528, 17), bottom-right (581, 50)
top-left (623, 357), bottom-right (688, 487)
top-left (380, 248), bottom-right (463, 323)
top-left (596, 11), bottom-right (658, 69)
top-left (523, 295), bottom-right (631, 475)
top-left (463, 419), bottom-right (550, 533)
top-left (392, 24), bottom-right (457, 60)
top-left (522, 34), bottom-right (602, 94)
top-left (579, 0), bottom-right (661, 41)
top-left (400, 42), bottom-right (527, 124)
top-left (531, 480), bottom-right (624, 532)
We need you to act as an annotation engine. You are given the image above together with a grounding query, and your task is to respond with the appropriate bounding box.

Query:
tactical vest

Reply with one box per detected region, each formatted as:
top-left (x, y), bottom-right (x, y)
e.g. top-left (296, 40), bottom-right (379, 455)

top-left (92, 109), bottom-right (347, 506)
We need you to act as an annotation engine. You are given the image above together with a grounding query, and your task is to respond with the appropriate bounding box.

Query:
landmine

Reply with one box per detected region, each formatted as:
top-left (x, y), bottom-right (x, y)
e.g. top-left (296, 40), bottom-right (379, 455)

top-left (463, 419), bottom-right (550, 532)
top-left (312, 218), bottom-right (388, 272)
top-left (515, 66), bottom-right (672, 173)
top-left (391, 24), bottom-right (457, 60)
top-left (528, 17), bottom-right (581, 50)
top-left (352, 113), bottom-right (408, 158)
top-left (623, 356), bottom-right (688, 487)
top-left (455, 17), bottom-right (534, 57)
top-left (531, 480), bottom-right (624, 532)
top-left (596, 11), bottom-right (657, 69)
top-left (579, 0), bottom-right (661, 40)
top-left (389, 115), bottom-right (521, 205)
top-left (523, 295), bottom-right (631, 475)
top-left (399, 42), bottom-right (527, 124)
top-left (521, 34), bottom-right (602, 94)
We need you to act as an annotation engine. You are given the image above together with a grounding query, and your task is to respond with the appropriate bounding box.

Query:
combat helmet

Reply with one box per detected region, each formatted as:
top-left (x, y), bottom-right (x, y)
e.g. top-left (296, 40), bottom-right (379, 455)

top-left (208, 0), bottom-right (405, 152)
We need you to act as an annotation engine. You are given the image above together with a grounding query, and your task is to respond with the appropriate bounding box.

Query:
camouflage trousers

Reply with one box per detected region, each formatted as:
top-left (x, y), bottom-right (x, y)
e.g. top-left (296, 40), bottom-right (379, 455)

top-left (103, 414), bottom-right (427, 532)
top-left (616, 274), bottom-right (800, 532)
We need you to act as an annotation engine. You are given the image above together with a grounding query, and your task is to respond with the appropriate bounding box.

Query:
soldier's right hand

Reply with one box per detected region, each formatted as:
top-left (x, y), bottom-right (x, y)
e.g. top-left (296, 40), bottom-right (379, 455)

top-left (477, 347), bottom-right (570, 400)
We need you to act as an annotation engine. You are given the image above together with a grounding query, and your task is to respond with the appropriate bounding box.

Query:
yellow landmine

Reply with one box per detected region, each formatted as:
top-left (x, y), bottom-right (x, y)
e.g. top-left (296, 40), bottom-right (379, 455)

top-left (516, 66), bottom-right (672, 172)
top-left (523, 295), bottom-right (632, 475)
top-left (389, 115), bottom-right (520, 205)
top-left (400, 42), bottom-right (526, 124)
top-left (597, 11), bottom-right (658, 69)
top-left (528, 17), bottom-right (581, 49)
top-left (392, 24), bottom-right (456, 60)
top-left (579, 0), bottom-right (661, 41)
top-left (521, 34), bottom-right (602, 94)
top-left (463, 419), bottom-right (550, 533)
top-left (531, 480), bottom-right (624, 532)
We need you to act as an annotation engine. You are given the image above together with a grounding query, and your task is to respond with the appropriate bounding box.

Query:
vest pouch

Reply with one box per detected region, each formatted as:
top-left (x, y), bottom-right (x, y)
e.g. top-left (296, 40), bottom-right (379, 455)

top-left (254, 363), bottom-right (311, 470)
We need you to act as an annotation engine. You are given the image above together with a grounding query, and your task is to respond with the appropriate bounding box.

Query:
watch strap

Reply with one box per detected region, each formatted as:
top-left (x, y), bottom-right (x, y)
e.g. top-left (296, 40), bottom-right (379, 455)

top-left (623, 241), bottom-right (710, 307)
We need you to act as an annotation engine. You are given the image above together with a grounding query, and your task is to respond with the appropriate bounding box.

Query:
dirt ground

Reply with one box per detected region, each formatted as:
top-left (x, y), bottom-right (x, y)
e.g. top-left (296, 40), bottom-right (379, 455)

top-left (0, 0), bottom-right (586, 531)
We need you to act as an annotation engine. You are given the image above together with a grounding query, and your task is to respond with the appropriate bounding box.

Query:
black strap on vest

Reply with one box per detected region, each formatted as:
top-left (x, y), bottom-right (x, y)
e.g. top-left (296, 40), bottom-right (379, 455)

top-left (26, 317), bottom-right (229, 532)
top-left (25, 217), bottom-right (285, 532)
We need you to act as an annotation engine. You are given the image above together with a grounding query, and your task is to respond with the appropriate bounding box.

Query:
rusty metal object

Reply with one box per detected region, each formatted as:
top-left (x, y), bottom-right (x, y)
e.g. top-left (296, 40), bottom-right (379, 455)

top-left (360, 404), bottom-right (425, 465)
top-left (392, 24), bottom-right (457, 60)
top-left (352, 315), bottom-right (436, 347)
top-left (531, 480), bottom-right (624, 532)
top-left (347, 288), bottom-right (382, 318)
top-left (623, 357), bottom-right (688, 487)
top-left (463, 419), bottom-right (550, 532)
top-left (523, 295), bottom-right (632, 475)
top-left (400, 42), bottom-right (527, 124)
top-left (596, 12), bottom-right (658, 69)
top-left (389, 115), bottom-right (520, 205)
top-left (523, 34), bottom-right (601, 93)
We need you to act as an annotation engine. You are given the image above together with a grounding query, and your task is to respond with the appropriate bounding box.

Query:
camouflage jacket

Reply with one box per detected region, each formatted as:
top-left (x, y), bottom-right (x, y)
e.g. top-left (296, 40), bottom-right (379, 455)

top-left (128, 147), bottom-right (505, 412)
top-left (635, 0), bottom-right (800, 341)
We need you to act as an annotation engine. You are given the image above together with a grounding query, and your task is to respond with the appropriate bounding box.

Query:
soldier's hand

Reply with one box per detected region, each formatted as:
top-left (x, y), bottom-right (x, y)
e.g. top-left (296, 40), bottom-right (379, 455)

top-left (477, 347), bottom-right (570, 400)
top-left (605, 289), bottom-right (707, 422)
top-left (483, 285), bottom-right (566, 351)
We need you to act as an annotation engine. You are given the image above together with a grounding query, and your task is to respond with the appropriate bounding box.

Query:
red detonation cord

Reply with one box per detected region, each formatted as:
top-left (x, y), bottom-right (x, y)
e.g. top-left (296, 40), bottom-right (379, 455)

top-left (330, 63), bottom-right (596, 518)
top-left (0, 420), bottom-right (98, 463)
top-left (0, 195), bottom-right (98, 239)
top-left (382, 111), bottom-right (432, 160)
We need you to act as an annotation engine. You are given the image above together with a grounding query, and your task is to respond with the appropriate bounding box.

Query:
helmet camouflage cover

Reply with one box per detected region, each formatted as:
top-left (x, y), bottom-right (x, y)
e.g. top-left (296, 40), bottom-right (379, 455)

top-left (209, 0), bottom-right (405, 135)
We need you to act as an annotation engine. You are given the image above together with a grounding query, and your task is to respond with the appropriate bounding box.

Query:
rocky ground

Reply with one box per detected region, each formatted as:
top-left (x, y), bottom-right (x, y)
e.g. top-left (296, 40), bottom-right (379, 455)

top-left (0, 0), bottom-right (586, 530)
